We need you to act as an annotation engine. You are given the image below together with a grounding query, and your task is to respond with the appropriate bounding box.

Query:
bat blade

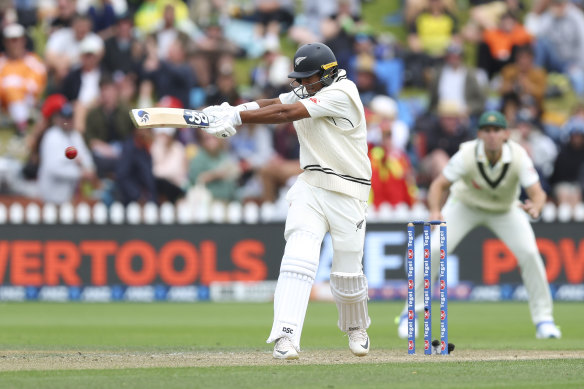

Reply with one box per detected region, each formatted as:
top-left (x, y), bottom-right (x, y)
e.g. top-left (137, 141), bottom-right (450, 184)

top-left (129, 108), bottom-right (212, 128)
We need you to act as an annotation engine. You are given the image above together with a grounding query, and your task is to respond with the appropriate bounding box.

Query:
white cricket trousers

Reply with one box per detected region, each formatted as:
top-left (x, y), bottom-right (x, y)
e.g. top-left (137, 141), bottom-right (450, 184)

top-left (266, 177), bottom-right (370, 349)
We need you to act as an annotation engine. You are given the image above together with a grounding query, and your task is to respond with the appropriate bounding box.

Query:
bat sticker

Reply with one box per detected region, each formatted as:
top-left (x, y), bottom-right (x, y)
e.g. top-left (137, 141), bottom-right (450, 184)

top-left (183, 110), bottom-right (209, 127)
top-left (137, 110), bottom-right (150, 123)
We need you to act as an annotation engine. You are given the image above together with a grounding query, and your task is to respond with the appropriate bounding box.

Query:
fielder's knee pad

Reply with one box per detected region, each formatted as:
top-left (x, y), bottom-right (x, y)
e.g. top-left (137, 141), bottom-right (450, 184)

top-left (267, 231), bottom-right (322, 349)
top-left (330, 272), bottom-right (371, 332)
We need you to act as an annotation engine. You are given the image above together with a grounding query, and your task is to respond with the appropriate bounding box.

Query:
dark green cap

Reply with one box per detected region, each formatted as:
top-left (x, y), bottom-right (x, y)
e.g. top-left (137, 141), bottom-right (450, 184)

top-left (478, 111), bottom-right (507, 129)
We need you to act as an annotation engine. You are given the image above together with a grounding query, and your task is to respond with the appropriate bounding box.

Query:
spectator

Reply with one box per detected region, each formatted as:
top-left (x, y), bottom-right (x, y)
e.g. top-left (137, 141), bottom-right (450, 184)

top-left (205, 63), bottom-right (240, 106)
top-left (45, 14), bottom-right (101, 86)
top-left (369, 122), bottom-right (418, 207)
top-left (252, 0), bottom-right (295, 37)
top-left (37, 101), bottom-right (96, 204)
top-left (371, 33), bottom-right (405, 98)
top-left (288, 0), bottom-right (362, 45)
top-left (187, 131), bottom-right (240, 202)
top-left (478, 11), bottom-right (532, 80)
top-left (462, 0), bottom-right (525, 42)
top-left (549, 118), bottom-right (584, 205)
top-left (424, 101), bottom-right (472, 155)
top-left (86, 0), bottom-right (118, 38)
top-left (367, 95), bottom-right (410, 152)
top-left (154, 3), bottom-right (191, 60)
top-left (500, 44), bottom-right (547, 116)
top-left (150, 95), bottom-right (188, 204)
top-left (22, 94), bottom-right (68, 181)
top-left (259, 122), bottom-right (302, 203)
top-left (14, 0), bottom-right (39, 28)
top-left (407, 0), bottom-right (459, 57)
top-left (415, 101), bottom-right (473, 186)
top-left (151, 127), bottom-right (187, 204)
top-left (230, 122), bottom-right (276, 202)
top-left (353, 53), bottom-right (388, 106)
top-left (348, 33), bottom-right (404, 98)
top-left (47, 0), bottom-right (78, 32)
top-left (191, 20), bottom-right (239, 89)
top-left (134, 0), bottom-right (197, 37)
top-left (405, 0), bottom-right (460, 87)
top-left (323, 0), bottom-right (364, 69)
top-left (404, 0), bottom-right (457, 26)
top-left (500, 91), bottom-right (521, 127)
top-left (524, 0), bottom-right (551, 35)
top-left (115, 127), bottom-right (157, 205)
top-left (140, 35), bottom-right (195, 108)
top-left (510, 110), bottom-right (558, 194)
top-left (250, 39), bottom-right (293, 97)
top-left (0, 24), bottom-right (47, 134)
top-left (61, 34), bottom-right (106, 132)
top-left (533, 0), bottom-right (584, 96)
top-left (428, 42), bottom-right (486, 125)
top-left (102, 12), bottom-right (142, 78)
top-left (84, 75), bottom-right (133, 178)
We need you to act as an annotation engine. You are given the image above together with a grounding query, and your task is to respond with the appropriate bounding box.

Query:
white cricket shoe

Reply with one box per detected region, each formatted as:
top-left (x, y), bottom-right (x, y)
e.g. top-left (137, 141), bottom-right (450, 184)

top-left (397, 313), bottom-right (418, 339)
top-left (536, 321), bottom-right (562, 339)
top-left (347, 328), bottom-right (370, 356)
top-left (273, 337), bottom-right (299, 360)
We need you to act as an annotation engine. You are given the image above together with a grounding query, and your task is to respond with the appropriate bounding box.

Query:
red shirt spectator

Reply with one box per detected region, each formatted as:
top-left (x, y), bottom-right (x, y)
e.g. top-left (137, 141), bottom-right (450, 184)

top-left (368, 127), bottom-right (418, 207)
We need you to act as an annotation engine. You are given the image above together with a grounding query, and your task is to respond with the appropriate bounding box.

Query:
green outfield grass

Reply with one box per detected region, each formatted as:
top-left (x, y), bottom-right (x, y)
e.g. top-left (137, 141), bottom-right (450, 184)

top-left (0, 301), bottom-right (583, 388)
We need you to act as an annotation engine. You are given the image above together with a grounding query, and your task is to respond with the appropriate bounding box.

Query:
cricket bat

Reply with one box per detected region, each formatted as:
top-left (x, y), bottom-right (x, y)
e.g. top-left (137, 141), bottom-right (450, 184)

top-left (129, 108), bottom-right (213, 129)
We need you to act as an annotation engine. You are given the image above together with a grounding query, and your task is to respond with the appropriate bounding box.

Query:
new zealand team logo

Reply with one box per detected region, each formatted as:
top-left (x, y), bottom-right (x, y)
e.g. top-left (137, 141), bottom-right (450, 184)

top-left (295, 56), bottom-right (307, 67)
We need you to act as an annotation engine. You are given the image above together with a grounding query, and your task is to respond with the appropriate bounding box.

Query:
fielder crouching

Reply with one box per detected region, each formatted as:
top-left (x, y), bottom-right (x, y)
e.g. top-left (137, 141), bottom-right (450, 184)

top-left (202, 43), bottom-right (372, 359)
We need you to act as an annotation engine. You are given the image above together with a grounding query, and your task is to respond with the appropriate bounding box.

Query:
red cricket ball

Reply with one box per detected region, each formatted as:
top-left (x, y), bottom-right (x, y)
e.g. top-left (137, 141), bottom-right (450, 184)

top-left (65, 146), bottom-right (77, 159)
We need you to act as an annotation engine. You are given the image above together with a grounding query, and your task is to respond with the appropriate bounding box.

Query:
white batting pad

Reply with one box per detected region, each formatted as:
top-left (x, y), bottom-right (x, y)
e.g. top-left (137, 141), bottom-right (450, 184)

top-left (267, 271), bottom-right (314, 350)
top-left (330, 272), bottom-right (371, 332)
top-left (280, 231), bottom-right (321, 276)
top-left (267, 231), bottom-right (322, 350)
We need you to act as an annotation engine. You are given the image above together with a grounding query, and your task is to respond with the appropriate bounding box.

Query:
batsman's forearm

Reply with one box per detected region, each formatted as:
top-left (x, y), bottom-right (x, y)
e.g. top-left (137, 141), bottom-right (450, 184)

top-left (256, 98), bottom-right (281, 108)
top-left (240, 102), bottom-right (309, 124)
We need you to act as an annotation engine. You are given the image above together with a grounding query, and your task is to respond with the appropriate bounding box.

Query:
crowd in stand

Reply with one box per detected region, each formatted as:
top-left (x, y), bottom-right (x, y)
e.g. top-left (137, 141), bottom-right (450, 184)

top-left (0, 0), bottom-right (583, 212)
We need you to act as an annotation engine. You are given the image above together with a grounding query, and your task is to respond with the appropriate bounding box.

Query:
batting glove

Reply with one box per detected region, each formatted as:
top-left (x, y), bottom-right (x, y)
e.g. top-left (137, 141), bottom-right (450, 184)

top-left (203, 102), bottom-right (242, 127)
top-left (212, 124), bottom-right (237, 139)
top-left (203, 119), bottom-right (237, 138)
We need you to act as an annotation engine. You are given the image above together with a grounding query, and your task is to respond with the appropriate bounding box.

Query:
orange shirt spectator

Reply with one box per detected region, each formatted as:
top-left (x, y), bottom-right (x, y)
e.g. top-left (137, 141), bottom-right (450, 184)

top-left (482, 12), bottom-right (532, 61)
top-left (0, 24), bottom-right (46, 132)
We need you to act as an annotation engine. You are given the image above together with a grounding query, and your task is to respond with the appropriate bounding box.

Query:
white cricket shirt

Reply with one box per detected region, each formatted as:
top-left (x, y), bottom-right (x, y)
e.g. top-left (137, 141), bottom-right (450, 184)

top-left (279, 75), bottom-right (372, 201)
top-left (443, 139), bottom-right (539, 212)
